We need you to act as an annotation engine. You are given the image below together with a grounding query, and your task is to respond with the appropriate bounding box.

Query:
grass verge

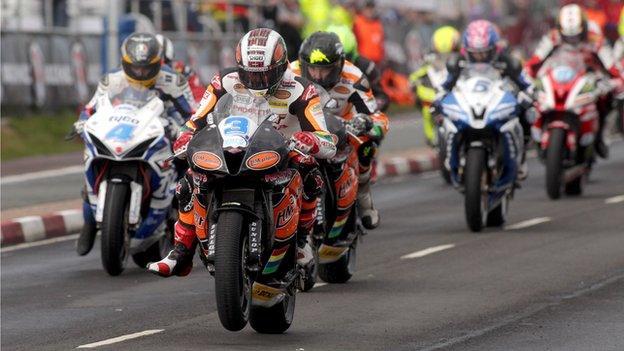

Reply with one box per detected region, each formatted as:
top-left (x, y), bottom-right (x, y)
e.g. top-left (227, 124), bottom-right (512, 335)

top-left (1, 110), bottom-right (83, 161)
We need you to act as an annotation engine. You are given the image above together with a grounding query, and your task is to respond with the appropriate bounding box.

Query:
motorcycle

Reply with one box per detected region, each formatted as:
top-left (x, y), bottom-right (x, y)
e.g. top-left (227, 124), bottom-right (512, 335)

top-left (80, 81), bottom-right (176, 276)
top-left (411, 55), bottom-right (452, 183)
top-left (532, 45), bottom-right (602, 199)
top-left (439, 63), bottom-right (524, 232)
top-left (182, 89), bottom-right (304, 333)
top-left (311, 111), bottom-right (368, 286)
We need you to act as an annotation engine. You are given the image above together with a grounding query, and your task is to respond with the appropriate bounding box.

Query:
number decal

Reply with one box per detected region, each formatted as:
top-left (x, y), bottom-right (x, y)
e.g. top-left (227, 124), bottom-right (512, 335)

top-left (473, 80), bottom-right (491, 93)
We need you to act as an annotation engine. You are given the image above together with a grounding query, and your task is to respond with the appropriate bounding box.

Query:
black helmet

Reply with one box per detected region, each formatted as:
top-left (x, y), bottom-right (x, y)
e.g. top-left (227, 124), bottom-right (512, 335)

top-left (299, 31), bottom-right (345, 89)
top-left (235, 28), bottom-right (289, 96)
top-left (121, 32), bottom-right (162, 86)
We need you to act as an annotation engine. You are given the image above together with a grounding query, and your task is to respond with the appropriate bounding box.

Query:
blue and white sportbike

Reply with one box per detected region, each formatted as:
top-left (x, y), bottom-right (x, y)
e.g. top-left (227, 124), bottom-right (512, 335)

top-left (81, 81), bottom-right (177, 275)
top-left (438, 63), bottom-right (524, 232)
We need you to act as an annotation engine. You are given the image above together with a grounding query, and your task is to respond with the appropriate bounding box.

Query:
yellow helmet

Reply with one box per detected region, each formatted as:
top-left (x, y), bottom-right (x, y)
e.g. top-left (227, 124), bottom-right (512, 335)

top-left (432, 26), bottom-right (461, 55)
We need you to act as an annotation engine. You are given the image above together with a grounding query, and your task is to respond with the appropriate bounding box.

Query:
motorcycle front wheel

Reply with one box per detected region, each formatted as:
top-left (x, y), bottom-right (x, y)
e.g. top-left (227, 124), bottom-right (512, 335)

top-left (464, 148), bottom-right (487, 232)
top-left (100, 182), bottom-right (130, 276)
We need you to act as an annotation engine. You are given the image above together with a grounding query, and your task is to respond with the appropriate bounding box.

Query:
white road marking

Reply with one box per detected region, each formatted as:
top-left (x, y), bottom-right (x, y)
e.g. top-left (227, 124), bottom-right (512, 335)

top-left (76, 329), bottom-right (164, 349)
top-left (0, 165), bottom-right (83, 185)
top-left (400, 244), bottom-right (455, 260)
top-left (605, 195), bottom-right (624, 204)
top-left (1, 234), bottom-right (79, 253)
top-left (505, 217), bottom-right (552, 230)
top-left (313, 282), bottom-right (327, 288)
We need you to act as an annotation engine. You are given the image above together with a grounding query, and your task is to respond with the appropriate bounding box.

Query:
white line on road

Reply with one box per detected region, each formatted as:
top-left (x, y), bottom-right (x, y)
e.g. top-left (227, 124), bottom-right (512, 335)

top-left (1, 234), bottom-right (79, 253)
top-left (0, 165), bottom-right (83, 185)
top-left (314, 282), bottom-right (327, 288)
top-left (76, 329), bottom-right (164, 349)
top-left (400, 244), bottom-right (456, 260)
top-left (505, 217), bottom-right (552, 230)
top-left (605, 195), bottom-right (624, 204)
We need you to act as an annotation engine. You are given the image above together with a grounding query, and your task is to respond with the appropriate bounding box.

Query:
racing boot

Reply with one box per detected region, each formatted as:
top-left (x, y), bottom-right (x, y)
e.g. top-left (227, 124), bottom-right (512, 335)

top-left (297, 196), bottom-right (317, 269)
top-left (76, 200), bottom-right (97, 256)
top-left (147, 221), bottom-right (196, 277)
top-left (357, 168), bottom-right (379, 229)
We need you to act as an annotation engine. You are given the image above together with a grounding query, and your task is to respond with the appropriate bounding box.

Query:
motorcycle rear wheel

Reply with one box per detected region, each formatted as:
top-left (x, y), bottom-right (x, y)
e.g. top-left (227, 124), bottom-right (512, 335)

top-left (318, 243), bottom-right (357, 283)
top-left (249, 292), bottom-right (295, 334)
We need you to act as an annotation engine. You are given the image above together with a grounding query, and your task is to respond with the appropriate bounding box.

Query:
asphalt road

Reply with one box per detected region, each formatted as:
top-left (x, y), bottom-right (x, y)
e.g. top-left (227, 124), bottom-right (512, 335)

top-left (0, 114), bottom-right (423, 211)
top-left (2, 141), bottom-right (623, 351)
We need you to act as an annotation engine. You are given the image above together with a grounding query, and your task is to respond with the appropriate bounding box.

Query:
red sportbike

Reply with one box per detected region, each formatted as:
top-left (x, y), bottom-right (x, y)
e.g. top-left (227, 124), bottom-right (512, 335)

top-left (532, 45), bottom-right (603, 199)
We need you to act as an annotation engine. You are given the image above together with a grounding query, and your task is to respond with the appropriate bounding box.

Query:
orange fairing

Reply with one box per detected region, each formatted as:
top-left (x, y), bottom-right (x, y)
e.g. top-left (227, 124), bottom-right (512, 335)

top-left (193, 194), bottom-right (209, 240)
top-left (273, 171), bottom-right (303, 240)
top-left (192, 151), bottom-right (222, 171)
top-left (246, 151), bottom-right (281, 170)
top-left (335, 150), bottom-right (359, 210)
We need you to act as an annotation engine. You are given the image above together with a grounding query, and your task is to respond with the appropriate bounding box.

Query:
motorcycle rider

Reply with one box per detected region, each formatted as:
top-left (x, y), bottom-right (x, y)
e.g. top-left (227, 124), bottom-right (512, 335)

top-left (437, 19), bottom-right (534, 183)
top-left (155, 34), bottom-right (205, 103)
top-left (147, 28), bottom-right (336, 277)
top-left (290, 31), bottom-right (389, 230)
top-left (75, 32), bottom-right (197, 256)
top-left (525, 4), bottom-right (624, 159)
top-left (410, 25), bottom-right (461, 147)
top-left (325, 24), bottom-right (390, 112)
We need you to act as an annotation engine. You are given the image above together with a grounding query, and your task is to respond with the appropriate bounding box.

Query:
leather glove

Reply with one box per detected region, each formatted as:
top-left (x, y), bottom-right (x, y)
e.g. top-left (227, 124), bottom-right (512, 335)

top-left (73, 120), bottom-right (86, 135)
top-left (289, 131), bottom-right (320, 155)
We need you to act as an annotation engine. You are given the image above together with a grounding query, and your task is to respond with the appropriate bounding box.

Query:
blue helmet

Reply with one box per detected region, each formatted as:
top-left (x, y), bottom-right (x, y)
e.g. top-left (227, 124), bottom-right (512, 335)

top-left (462, 20), bottom-right (500, 63)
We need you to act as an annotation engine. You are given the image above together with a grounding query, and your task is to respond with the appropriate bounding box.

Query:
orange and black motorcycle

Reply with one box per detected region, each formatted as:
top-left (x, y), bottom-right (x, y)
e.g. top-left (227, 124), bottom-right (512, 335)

top-left (312, 112), bottom-right (369, 284)
top-left (184, 90), bottom-right (305, 333)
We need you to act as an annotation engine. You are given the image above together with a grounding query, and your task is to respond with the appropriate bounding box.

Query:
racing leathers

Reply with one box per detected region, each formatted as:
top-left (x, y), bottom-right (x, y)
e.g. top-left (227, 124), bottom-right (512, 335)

top-left (147, 67), bottom-right (337, 277)
top-left (525, 27), bottom-right (624, 158)
top-left (75, 66), bottom-right (197, 256)
top-left (291, 59), bottom-right (389, 229)
top-left (438, 49), bottom-right (534, 184)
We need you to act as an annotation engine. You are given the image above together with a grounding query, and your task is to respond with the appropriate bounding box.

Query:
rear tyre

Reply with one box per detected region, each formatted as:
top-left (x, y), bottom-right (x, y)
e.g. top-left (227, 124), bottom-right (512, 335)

top-left (546, 128), bottom-right (565, 200)
top-left (214, 211), bottom-right (250, 331)
top-left (464, 148), bottom-right (486, 232)
top-left (101, 182), bottom-right (130, 276)
top-left (249, 292), bottom-right (295, 334)
top-left (564, 176), bottom-right (583, 195)
top-left (318, 244), bottom-right (356, 283)
top-left (486, 196), bottom-right (507, 227)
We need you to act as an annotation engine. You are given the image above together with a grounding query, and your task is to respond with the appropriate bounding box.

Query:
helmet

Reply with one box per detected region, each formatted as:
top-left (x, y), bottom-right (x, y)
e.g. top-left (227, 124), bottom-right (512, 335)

top-left (155, 34), bottom-right (175, 65)
top-left (557, 4), bottom-right (588, 44)
top-left (299, 31), bottom-right (345, 89)
top-left (121, 32), bottom-right (162, 87)
top-left (432, 26), bottom-right (461, 55)
top-left (325, 24), bottom-right (358, 61)
top-left (235, 28), bottom-right (288, 96)
top-left (462, 20), bottom-right (500, 63)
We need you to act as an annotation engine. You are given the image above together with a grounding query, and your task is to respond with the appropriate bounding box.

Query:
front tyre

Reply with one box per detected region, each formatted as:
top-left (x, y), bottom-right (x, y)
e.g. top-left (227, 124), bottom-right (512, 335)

top-left (214, 211), bottom-right (251, 331)
top-left (464, 148), bottom-right (486, 232)
top-left (100, 182), bottom-right (130, 276)
top-left (546, 128), bottom-right (565, 200)
top-left (318, 243), bottom-right (357, 283)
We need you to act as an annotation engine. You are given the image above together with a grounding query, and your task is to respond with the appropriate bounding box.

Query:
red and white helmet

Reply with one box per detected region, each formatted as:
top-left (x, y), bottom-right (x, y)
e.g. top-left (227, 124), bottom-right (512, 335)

top-left (558, 4), bottom-right (588, 44)
top-left (235, 28), bottom-right (288, 96)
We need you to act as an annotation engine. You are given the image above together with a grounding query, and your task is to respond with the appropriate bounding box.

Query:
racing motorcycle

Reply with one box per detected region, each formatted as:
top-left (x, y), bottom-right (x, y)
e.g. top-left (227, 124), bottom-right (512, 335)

top-left (532, 46), bottom-right (602, 199)
top-left (80, 81), bottom-right (176, 276)
top-left (438, 63), bottom-right (523, 232)
top-left (411, 55), bottom-right (452, 183)
top-left (181, 90), bottom-right (304, 333)
top-left (311, 111), bottom-right (368, 286)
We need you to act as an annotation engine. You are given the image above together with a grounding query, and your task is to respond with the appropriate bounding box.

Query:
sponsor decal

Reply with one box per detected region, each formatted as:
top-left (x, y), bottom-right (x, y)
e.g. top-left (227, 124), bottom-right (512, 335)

top-left (252, 282), bottom-right (283, 305)
top-left (233, 83), bottom-right (246, 92)
top-left (109, 115), bottom-right (140, 124)
top-left (281, 79), bottom-right (296, 88)
top-left (105, 123), bottom-right (136, 142)
top-left (318, 244), bottom-right (348, 263)
top-left (328, 215), bottom-right (348, 238)
top-left (276, 195), bottom-right (297, 228)
top-left (269, 100), bottom-right (288, 108)
top-left (310, 49), bottom-right (330, 64)
top-left (273, 89), bottom-right (291, 99)
top-left (246, 151), bottom-right (281, 170)
top-left (333, 85), bottom-right (350, 95)
top-left (192, 151), bottom-right (222, 170)
top-left (247, 28), bottom-right (272, 46)
top-left (248, 54), bottom-right (265, 62)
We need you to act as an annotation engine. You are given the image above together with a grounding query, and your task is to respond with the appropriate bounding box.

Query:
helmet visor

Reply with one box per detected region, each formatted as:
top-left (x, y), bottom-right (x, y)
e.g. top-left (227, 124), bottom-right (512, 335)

top-left (466, 48), bottom-right (493, 63)
top-left (122, 61), bottom-right (160, 82)
top-left (238, 63), bottom-right (286, 91)
top-left (302, 60), bottom-right (342, 89)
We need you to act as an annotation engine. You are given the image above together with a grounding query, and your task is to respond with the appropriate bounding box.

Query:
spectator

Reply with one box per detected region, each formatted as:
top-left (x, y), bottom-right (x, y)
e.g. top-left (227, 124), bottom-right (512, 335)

top-left (353, 0), bottom-right (385, 65)
top-left (264, 0), bottom-right (304, 61)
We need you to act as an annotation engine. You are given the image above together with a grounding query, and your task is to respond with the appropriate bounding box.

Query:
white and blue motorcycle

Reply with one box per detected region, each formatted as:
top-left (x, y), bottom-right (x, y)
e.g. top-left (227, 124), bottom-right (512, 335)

top-left (438, 63), bottom-right (524, 232)
top-left (80, 81), bottom-right (177, 275)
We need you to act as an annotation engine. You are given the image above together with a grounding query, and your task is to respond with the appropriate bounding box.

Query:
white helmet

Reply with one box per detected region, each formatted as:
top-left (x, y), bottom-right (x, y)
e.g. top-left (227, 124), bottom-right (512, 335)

top-left (558, 4), bottom-right (587, 44)
top-left (155, 34), bottom-right (175, 65)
